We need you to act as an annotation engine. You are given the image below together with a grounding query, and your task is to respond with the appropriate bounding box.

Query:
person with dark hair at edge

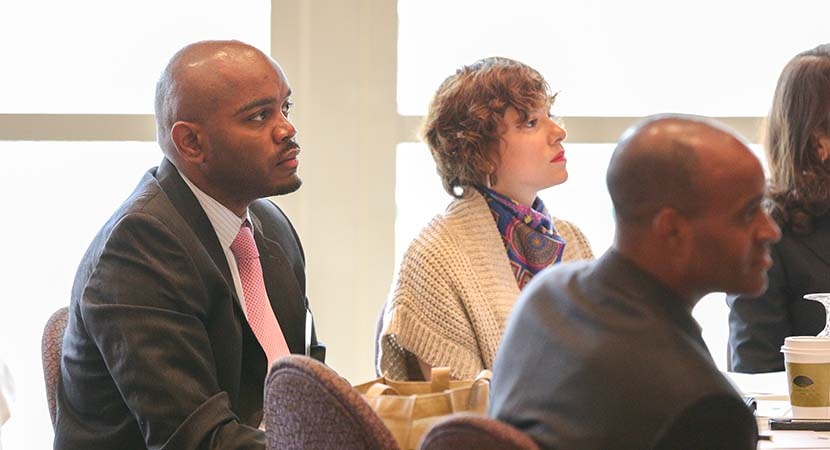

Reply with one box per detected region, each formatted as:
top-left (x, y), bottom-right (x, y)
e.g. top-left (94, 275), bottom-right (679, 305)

top-left (728, 44), bottom-right (830, 373)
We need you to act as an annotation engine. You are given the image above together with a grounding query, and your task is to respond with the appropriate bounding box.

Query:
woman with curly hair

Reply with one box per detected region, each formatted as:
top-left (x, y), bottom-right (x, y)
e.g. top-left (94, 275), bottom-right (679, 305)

top-left (378, 57), bottom-right (594, 380)
top-left (728, 44), bottom-right (830, 373)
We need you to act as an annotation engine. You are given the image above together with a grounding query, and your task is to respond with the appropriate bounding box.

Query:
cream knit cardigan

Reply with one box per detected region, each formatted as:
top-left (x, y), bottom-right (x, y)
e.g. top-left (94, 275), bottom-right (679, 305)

top-left (378, 189), bottom-right (594, 380)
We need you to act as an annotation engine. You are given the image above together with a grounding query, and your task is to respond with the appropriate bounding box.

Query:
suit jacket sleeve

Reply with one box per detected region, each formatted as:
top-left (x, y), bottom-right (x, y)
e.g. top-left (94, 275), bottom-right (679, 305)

top-left (82, 212), bottom-right (264, 450)
top-left (650, 395), bottom-right (758, 450)
top-left (727, 244), bottom-right (792, 373)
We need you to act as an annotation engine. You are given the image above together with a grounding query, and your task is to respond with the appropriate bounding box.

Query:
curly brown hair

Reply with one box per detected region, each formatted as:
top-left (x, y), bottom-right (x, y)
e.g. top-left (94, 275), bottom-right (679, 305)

top-left (767, 44), bottom-right (830, 234)
top-left (421, 57), bottom-right (554, 197)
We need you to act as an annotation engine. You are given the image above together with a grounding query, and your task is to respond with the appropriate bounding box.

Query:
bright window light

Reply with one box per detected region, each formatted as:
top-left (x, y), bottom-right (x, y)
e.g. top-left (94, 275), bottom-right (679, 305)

top-left (0, 0), bottom-right (269, 113)
top-left (0, 142), bottom-right (173, 450)
top-left (398, 0), bottom-right (830, 117)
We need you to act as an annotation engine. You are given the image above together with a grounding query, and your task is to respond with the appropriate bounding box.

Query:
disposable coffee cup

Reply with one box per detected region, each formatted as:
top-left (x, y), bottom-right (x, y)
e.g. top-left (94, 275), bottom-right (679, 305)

top-left (781, 336), bottom-right (830, 418)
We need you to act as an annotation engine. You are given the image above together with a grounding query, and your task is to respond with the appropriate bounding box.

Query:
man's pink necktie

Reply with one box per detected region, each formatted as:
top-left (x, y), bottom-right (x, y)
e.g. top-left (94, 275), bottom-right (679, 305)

top-left (231, 222), bottom-right (290, 368)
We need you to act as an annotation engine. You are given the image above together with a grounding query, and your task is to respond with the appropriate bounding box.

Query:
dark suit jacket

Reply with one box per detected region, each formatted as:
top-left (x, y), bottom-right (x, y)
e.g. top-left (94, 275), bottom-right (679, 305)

top-left (55, 158), bottom-right (324, 450)
top-left (727, 216), bottom-right (829, 373)
top-left (490, 250), bottom-right (757, 450)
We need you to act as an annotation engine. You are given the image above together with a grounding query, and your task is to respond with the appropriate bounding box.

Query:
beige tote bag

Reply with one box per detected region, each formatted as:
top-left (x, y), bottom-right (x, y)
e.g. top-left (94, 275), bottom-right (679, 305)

top-left (354, 368), bottom-right (491, 450)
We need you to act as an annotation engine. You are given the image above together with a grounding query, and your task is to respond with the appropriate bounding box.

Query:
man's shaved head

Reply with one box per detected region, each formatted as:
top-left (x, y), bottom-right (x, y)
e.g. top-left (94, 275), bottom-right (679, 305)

top-left (607, 114), bottom-right (750, 225)
top-left (154, 40), bottom-right (272, 156)
top-left (151, 40), bottom-right (300, 215)
top-left (606, 114), bottom-right (780, 302)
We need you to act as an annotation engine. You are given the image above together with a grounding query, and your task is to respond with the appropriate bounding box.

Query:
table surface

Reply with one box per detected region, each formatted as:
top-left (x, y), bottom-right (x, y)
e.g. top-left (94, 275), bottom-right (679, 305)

top-left (725, 371), bottom-right (830, 449)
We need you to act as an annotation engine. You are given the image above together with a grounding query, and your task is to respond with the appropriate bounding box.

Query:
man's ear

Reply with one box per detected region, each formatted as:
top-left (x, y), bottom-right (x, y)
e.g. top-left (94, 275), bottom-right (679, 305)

top-left (170, 121), bottom-right (204, 163)
top-left (652, 207), bottom-right (689, 247)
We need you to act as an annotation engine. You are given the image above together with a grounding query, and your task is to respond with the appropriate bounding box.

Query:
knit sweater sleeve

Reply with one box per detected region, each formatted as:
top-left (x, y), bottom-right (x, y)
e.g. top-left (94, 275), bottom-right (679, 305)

top-left (553, 217), bottom-right (595, 262)
top-left (378, 218), bottom-right (485, 381)
top-left (378, 194), bottom-right (589, 381)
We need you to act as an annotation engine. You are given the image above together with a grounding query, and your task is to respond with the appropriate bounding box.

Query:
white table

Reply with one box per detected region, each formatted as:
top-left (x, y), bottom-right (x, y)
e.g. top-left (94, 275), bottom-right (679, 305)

top-left (725, 371), bottom-right (830, 449)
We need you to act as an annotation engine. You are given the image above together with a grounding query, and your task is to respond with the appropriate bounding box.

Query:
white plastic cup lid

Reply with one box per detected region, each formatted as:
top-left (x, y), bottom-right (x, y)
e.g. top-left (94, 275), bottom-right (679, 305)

top-left (782, 336), bottom-right (830, 353)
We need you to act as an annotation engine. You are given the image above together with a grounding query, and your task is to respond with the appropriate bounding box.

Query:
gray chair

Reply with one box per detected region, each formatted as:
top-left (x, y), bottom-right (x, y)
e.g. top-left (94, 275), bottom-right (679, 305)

top-left (264, 355), bottom-right (400, 450)
top-left (418, 414), bottom-right (540, 450)
top-left (41, 306), bottom-right (69, 429)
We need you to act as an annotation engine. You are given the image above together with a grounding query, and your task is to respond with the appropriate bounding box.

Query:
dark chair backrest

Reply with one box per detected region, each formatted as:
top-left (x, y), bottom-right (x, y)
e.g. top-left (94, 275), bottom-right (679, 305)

top-left (264, 355), bottom-right (400, 450)
top-left (418, 414), bottom-right (540, 450)
top-left (41, 306), bottom-right (69, 429)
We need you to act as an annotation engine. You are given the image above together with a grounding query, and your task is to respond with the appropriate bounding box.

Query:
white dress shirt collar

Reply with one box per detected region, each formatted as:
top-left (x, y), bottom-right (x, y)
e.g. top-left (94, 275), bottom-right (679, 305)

top-left (179, 172), bottom-right (250, 249)
top-left (178, 169), bottom-right (251, 314)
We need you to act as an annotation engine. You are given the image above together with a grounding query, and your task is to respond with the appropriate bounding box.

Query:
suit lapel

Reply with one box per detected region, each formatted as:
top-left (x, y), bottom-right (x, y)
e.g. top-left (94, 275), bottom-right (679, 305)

top-left (250, 213), bottom-right (305, 354)
top-left (154, 159), bottom-right (236, 294)
top-left (155, 159), bottom-right (304, 353)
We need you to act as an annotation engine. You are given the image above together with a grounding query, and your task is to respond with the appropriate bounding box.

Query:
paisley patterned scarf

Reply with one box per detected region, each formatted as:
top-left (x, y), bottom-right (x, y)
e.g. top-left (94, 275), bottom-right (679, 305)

top-left (477, 186), bottom-right (566, 289)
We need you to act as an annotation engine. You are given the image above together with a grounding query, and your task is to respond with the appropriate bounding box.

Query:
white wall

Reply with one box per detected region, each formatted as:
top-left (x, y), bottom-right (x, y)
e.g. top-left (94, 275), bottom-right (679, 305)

top-left (269, 0), bottom-right (401, 382)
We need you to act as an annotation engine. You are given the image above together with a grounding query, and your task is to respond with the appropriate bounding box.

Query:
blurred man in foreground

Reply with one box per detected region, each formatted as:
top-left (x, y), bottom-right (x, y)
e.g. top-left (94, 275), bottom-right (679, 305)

top-left (491, 114), bottom-right (780, 450)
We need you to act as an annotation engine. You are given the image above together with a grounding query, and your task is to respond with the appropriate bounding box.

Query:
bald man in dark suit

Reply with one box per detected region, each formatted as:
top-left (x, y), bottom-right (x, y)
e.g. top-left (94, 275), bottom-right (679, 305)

top-left (55, 40), bottom-right (323, 450)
